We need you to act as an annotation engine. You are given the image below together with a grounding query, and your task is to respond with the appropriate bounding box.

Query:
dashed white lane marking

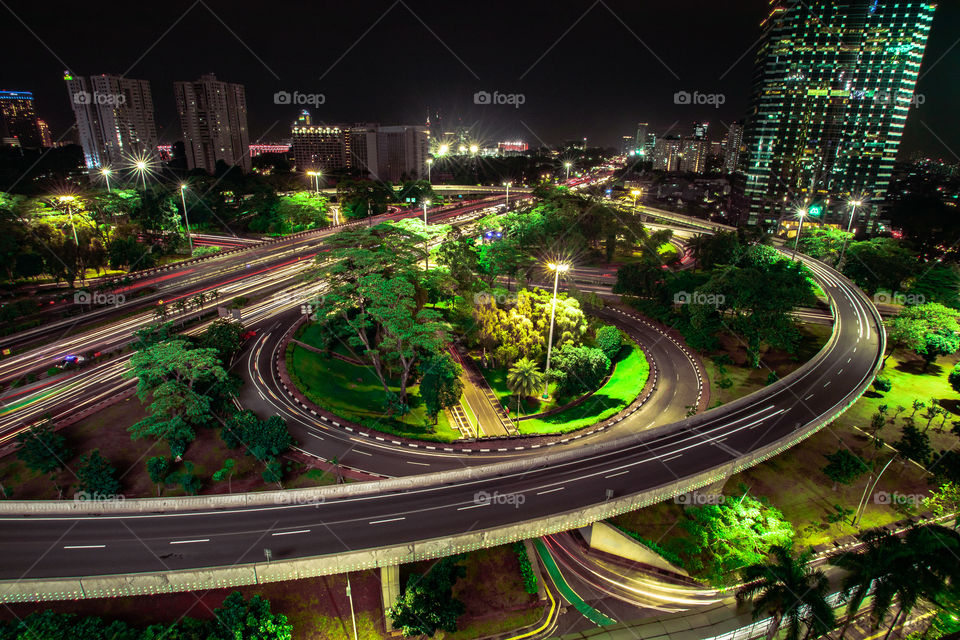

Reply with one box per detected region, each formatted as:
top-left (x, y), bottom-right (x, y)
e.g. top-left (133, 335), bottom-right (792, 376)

top-left (64, 545), bottom-right (105, 549)
top-left (406, 461), bottom-right (430, 466)
top-left (823, 381), bottom-right (831, 387)
top-left (352, 450), bottom-right (372, 456)
top-left (370, 517), bottom-right (405, 524)
top-left (536, 487), bottom-right (565, 495)
top-left (605, 470), bottom-right (629, 478)
top-left (660, 454), bottom-right (683, 463)
top-left (805, 394), bottom-right (814, 400)
top-left (272, 529), bottom-right (310, 536)
top-left (457, 503), bottom-right (489, 510)
top-left (169, 539), bottom-right (209, 545)
top-left (307, 432), bottom-right (324, 440)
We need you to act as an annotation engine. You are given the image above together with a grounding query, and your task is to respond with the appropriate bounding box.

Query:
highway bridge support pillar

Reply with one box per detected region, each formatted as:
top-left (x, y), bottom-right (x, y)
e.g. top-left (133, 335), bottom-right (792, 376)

top-left (380, 564), bottom-right (400, 631)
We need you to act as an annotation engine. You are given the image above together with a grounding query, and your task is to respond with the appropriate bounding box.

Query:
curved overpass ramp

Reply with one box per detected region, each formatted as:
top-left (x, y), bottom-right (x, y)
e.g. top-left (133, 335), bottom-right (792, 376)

top-left (0, 250), bottom-right (883, 602)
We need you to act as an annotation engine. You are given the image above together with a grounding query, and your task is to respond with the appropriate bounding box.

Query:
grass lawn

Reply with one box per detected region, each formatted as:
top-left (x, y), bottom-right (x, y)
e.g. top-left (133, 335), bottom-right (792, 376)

top-left (400, 545), bottom-right (542, 640)
top-left (516, 342), bottom-right (649, 435)
top-left (288, 337), bottom-right (460, 442)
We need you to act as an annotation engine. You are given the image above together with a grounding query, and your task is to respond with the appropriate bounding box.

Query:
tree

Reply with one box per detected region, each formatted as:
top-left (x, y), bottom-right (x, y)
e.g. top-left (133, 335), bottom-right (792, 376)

top-left (594, 325), bottom-right (623, 361)
top-left (389, 556), bottom-right (466, 637)
top-left (885, 303), bottom-right (960, 369)
top-left (419, 353), bottom-right (464, 423)
top-left (949, 363), bottom-right (960, 394)
top-left (212, 458), bottom-right (236, 492)
top-left (146, 456), bottom-right (170, 496)
top-left (76, 449), bottom-right (121, 497)
top-left (208, 591), bottom-right (292, 640)
top-left (737, 546), bottom-right (836, 640)
top-left (507, 357), bottom-right (545, 415)
top-left (873, 377), bottom-right (892, 393)
top-left (200, 319), bottom-right (245, 363)
top-left (923, 482), bottom-right (960, 528)
top-left (549, 345), bottom-right (610, 397)
top-left (822, 449), bottom-right (871, 489)
top-left (894, 423), bottom-right (931, 467)
top-left (223, 411), bottom-right (293, 460)
top-left (16, 421), bottom-right (71, 476)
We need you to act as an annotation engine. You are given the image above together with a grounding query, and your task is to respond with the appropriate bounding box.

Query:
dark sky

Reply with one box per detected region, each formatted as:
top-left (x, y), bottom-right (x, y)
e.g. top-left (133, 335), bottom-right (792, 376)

top-left (2, 0), bottom-right (958, 158)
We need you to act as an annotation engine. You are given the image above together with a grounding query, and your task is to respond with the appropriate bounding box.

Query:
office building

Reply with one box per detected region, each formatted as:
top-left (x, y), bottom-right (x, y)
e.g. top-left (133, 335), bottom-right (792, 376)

top-left (723, 121), bottom-right (744, 174)
top-left (291, 122), bottom-right (346, 172)
top-left (653, 136), bottom-right (682, 172)
top-left (742, 0), bottom-right (937, 228)
top-left (0, 90), bottom-right (42, 149)
top-left (37, 119), bottom-right (53, 147)
top-left (345, 123), bottom-right (379, 177)
top-left (174, 73), bottom-right (250, 173)
top-left (65, 73), bottom-right (158, 168)
top-left (377, 125), bottom-right (429, 183)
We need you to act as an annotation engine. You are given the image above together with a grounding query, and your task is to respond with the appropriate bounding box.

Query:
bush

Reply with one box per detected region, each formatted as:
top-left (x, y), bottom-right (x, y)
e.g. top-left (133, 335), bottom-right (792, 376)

top-left (594, 325), bottom-right (623, 361)
top-left (512, 542), bottom-right (538, 594)
top-left (549, 345), bottom-right (610, 397)
top-left (873, 377), bottom-right (892, 393)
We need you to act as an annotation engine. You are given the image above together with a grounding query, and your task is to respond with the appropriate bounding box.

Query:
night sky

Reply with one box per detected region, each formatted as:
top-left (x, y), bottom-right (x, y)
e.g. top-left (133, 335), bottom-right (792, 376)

top-left (2, 0), bottom-right (958, 158)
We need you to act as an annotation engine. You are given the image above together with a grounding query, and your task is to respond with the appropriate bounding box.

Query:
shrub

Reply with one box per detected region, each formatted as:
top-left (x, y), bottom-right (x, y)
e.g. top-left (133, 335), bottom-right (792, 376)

top-left (873, 376), bottom-right (892, 393)
top-left (512, 542), bottom-right (538, 594)
top-left (595, 325), bottom-right (623, 361)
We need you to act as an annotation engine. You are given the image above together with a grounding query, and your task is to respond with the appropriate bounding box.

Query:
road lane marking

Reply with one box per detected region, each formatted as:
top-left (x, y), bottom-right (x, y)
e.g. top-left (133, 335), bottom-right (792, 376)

top-left (660, 454), bottom-right (683, 463)
top-left (457, 503), bottom-right (489, 510)
top-left (370, 517), bottom-right (405, 524)
top-left (169, 539), bottom-right (209, 545)
top-left (406, 461), bottom-right (430, 466)
top-left (64, 545), bottom-right (105, 549)
top-left (805, 394), bottom-right (814, 400)
top-left (605, 470), bottom-right (629, 478)
top-left (307, 432), bottom-right (324, 440)
top-left (536, 487), bottom-right (564, 495)
top-left (352, 450), bottom-right (373, 456)
top-left (272, 529), bottom-right (310, 536)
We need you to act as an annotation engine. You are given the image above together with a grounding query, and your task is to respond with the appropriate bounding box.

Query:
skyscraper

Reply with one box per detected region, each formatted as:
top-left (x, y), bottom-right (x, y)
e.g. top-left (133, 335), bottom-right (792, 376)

top-left (65, 73), bottom-right (158, 168)
top-left (174, 74), bottom-right (250, 174)
top-left (742, 0), bottom-right (936, 228)
top-left (0, 90), bottom-right (42, 149)
top-left (634, 122), bottom-right (648, 151)
top-left (723, 121), bottom-right (744, 174)
top-left (376, 125), bottom-right (429, 183)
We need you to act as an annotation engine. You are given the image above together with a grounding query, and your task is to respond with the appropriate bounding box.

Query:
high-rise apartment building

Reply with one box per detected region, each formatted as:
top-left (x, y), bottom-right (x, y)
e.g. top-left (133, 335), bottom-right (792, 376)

top-left (742, 0), bottom-right (936, 228)
top-left (723, 121), bottom-right (744, 174)
top-left (634, 122), bottom-right (648, 151)
top-left (653, 136), bottom-right (682, 172)
top-left (174, 74), bottom-right (250, 174)
top-left (0, 90), bottom-right (42, 149)
top-left (376, 125), bottom-right (429, 183)
top-left (65, 73), bottom-right (158, 168)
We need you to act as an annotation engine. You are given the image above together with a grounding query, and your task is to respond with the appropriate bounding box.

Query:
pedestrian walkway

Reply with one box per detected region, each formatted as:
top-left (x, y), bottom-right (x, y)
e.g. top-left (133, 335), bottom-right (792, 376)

top-left (534, 540), bottom-right (617, 627)
top-left (449, 347), bottom-right (515, 437)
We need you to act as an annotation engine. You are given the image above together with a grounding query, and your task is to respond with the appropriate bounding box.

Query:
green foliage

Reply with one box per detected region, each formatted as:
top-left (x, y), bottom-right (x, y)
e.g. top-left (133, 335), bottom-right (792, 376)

top-left (549, 345), bottom-right (610, 397)
top-left (873, 376), bottom-right (892, 393)
top-left (419, 353), bottom-right (464, 422)
top-left (200, 319), bottom-right (245, 363)
top-left (594, 325), bottom-right (623, 361)
top-left (796, 226), bottom-right (852, 263)
top-left (507, 357), bottom-right (546, 400)
top-left (822, 449), bottom-right (871, 486)
top-left (949, 363), bottom-right (960, 394)
top-left (886, 303), bottom-right (960, 365)
top-left (680, 492), bottom-right (795, 585)
top-left (207, 591), bottom-right (293, 640)
top-left (894, 423), bottom-right (932, 466)
top-left (512, 542), bottom-right (539, 595)
top-left (145, 456), bottom-right (170, 493)
top-left (223, 411), bottom-right (293, 460)
top-left (262, 459), bottom-right (284, 485)
top-left (389, 556), bottom-right (466, 637)
top-left (15, 421), bottom-right (70, 475)
top-left (76, 449), bottom-right (121, 497)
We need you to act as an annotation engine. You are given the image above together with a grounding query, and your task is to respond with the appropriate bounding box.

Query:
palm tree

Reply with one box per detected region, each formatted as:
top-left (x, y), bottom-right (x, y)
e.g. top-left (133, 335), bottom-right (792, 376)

top-left (192, 292), bottom-right (206, 312)
top-left (506, 358), bottom-right (544, 417)
top-left (830, 528), bottom-right (897, 639)
top-left (737, 546), bottom-right (836, 640)
top-left (153, 304), bottom-right (168, 323)
top-left (687, 233), bottom-right (710, 271)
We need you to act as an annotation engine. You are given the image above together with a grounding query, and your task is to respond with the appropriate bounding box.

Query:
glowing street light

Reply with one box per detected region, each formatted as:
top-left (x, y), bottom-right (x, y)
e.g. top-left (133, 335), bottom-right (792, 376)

top-left (306, 170), bottom-right (321, 194)
top-left (792, 208), bottom-right (808, 260)
top-left (503, 181), bottom-right (512, 208)
top-left (469, 144), bottom-right (479, 155)
top-left (437, 144), bottom-right (449, 157)
top-left (58, 195), bottom-right (80, 247)
top-left (180, 184), bottom-right (194, 254)
top-left (426, 158), bottom-right (433, 184)
top-left (630, 189), bottom-right (641, 208)
top-left (100, 167), bottom-right (113, 192)
top-left (543, 262), bottom-right (571, 397)
top-left (564, 162), bottom-right (573, 182)
top-left (422, 199), bottom-right (431, 271)
top-left (837, 198), bottom-right (863, 267)
top-left (127, 153), bottom-right (156, 192)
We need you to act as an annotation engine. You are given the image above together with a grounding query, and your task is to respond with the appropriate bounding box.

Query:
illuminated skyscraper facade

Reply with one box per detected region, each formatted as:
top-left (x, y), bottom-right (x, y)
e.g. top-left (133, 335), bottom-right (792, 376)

top-left (0, 91), bottom-right (42, 149)
top-left (742, 1), bottom-right (936, 228)
top-left (174, 74), bottom-right (250, 173)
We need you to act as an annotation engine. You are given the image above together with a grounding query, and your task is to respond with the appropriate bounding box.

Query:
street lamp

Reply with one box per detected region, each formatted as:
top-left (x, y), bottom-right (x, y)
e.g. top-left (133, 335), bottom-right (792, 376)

top-left (543, 262), bottom-right (570, 397)
top-left (101, 167), bottom-right (113, 193)
top-left (837, 198), bottom-right (863, 267)
top-left (564, 162), bottom-right (572, 182)
top-left (58, 195), bottom-right (79, 246)
top-left (426, 158), bottom-right (433, 184)
top-left (792, 208), bottom-right (807, 260)
top-left (630, 189), bottom-right (641, 208)
top-left (135, 160), bottom-right (148, 191)
top-left (180, 184), bottom-right (194, 255)
top-left (346, 576), bottom-right (359, 640)
top-left (503, 181), bottom-right (512, 208)
top-left (306, 170), bottom-right (321, 194)
top-left (422, 199), bottom-right (431, 271)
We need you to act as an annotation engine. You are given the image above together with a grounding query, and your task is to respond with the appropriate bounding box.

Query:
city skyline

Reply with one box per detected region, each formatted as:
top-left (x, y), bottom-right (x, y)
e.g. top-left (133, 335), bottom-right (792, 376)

top-left (0, 0), bottom-right (957, 157)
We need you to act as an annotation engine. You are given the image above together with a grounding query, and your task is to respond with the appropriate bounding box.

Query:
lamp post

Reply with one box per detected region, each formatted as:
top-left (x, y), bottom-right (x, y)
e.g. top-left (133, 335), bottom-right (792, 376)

top-left (793, 208), bottom-right (807, 260)
top-left (503, 181), bottom-right (511, 208)
top-left (306, 170), bottom-right (321, 194)
top-left (543, 262), bottom-right (570, 397)
top-left (180, 184), bottom-right (194, 254)
top-left (564, 162), bottom-right (572, 182)
top-left (630, 189), bottom-right (641, 208)
top-left (422, 199), bottom-right (431, 271)
top-left (101, 167), bottom-right (112, 193)
top-left (426, 158), bottom-right (433, 184)
top-left (135, 161), bottom-right (148, 191)
top-left (837, 198), bottom-right (862, 267)
top-left (345, 575), bottom-right (359, 640)
top-left (59, 196), bottom-right (79, 246)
